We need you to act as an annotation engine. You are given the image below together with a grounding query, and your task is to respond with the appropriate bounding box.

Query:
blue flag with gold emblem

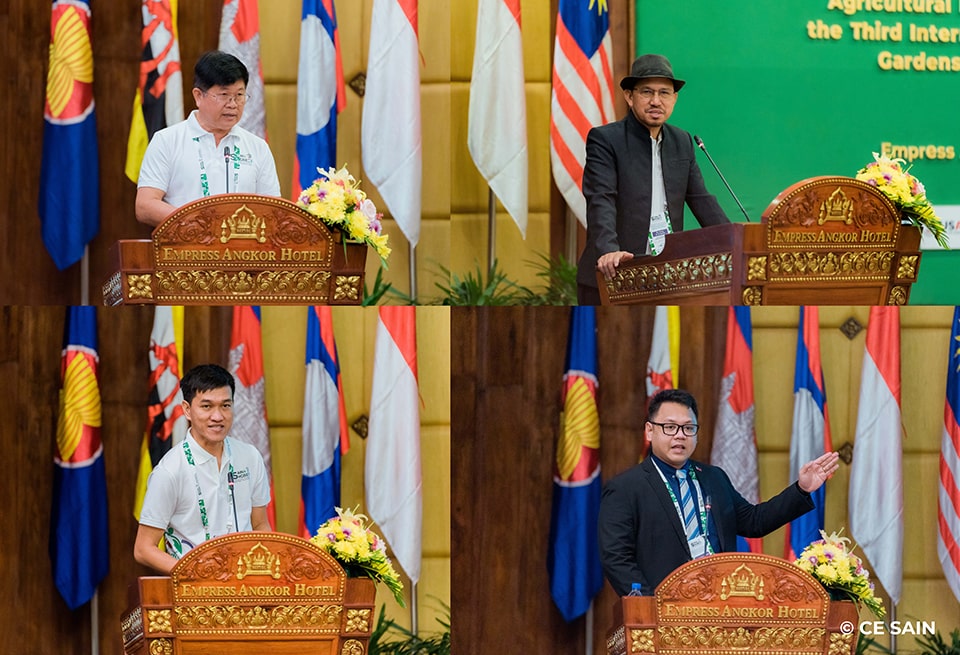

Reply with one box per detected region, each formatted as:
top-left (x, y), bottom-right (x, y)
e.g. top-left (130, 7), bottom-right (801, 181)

top-left (39, 0), bottom-right (100, 270)
top-left (547, 306), bottom-right (603, 621)
top-left (51, 306), bottom-right (109, 609)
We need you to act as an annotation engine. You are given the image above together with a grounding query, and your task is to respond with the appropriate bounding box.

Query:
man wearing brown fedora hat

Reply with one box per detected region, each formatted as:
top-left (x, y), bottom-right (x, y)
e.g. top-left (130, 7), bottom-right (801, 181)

top-left (576, 54), bottom-right (730, 305)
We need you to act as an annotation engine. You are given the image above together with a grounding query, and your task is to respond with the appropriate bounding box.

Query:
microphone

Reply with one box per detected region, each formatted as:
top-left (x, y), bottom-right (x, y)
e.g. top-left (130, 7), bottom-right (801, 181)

top-left (223, 146), bottom-right (231, 194)
top-left (694, 135), bottom-right (751, 223)
top-left (227, 470), bottom-right (240, 532)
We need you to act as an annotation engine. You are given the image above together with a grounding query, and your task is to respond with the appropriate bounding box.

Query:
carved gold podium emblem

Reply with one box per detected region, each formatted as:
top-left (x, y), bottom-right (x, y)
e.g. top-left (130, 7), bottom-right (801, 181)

top-left (221, 205), bottom-right (267, 243)
top-left (818, 188), bottom-right (854, 225)
top-left (719, 564), bottom-right (765, 600)
top-left (236, 541), bottom-right (282, 580)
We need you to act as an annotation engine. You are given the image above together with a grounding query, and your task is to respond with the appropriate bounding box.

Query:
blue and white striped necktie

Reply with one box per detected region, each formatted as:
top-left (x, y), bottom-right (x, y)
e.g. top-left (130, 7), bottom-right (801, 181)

top-left (676, 468), bottom-right (700, 541)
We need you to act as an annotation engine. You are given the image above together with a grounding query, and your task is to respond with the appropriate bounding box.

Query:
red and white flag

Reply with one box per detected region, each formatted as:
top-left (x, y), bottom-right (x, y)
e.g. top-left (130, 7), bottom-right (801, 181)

top-left (849, 306), bottom-right (903, 604)
top-left (218, 0), bottom-right (267, 138)
top-left (366, 307), bottom-right (422, 584)
top-left (939, 307), bottom-right (960, 602)
top-left (361, 0), bottom-right (421, 247)
top-left (645, 306), bottom-right (678, 399)
top-left (467, 0), bottom-right (527, 236)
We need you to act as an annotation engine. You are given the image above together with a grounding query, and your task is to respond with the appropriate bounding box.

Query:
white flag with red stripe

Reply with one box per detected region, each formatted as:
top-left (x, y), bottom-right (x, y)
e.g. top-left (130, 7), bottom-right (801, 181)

top-left (366, 307), bottom-right (422, 584)
top-left (940, 306), bottom-right (960, 601)
top-left (218, 0), bottom-right (267, 138)
top-left (645, 306), bottom-right (678, 399)
top-left (849, 306), bottom-right (903, 604)
top-left (468, 0), bottom-right (527, 236)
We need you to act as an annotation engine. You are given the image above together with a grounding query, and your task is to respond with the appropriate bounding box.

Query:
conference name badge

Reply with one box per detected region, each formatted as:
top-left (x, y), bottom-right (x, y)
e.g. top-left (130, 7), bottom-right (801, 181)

top-left (648, 210), bottom-right (672, 256)
top-left (688, 534), bottom-right (708, 559)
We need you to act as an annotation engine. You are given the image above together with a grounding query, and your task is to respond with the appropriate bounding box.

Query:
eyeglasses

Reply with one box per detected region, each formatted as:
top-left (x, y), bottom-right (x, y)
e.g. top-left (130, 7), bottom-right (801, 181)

top-left (203, 91), bottom-right (250, 105)
top-left (634, 87), bottom-right (676, 101)
top-left (648, 421), bottom-right (699, 437)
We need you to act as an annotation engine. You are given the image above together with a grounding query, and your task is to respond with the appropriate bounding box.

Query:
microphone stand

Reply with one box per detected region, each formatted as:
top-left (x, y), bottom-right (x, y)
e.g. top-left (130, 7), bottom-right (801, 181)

top-left (227, 470), bottom-right (240, 532)
top-left (694, 135), bottom-right (751, 223)
top-left (224, 146), bottom-right (231, 194)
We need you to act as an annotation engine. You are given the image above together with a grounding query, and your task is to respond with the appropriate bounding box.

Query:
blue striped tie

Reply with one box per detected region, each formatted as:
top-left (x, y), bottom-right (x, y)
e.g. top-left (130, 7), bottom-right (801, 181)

top-left (676, 468), bottom-right (699, 541)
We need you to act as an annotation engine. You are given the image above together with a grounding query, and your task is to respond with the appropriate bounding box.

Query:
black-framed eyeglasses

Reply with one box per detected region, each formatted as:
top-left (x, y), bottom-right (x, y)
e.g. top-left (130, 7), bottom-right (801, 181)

top-left (203, 91), bottom-right (250, 105)
top-left (648, 421), bottom-right (699, 437)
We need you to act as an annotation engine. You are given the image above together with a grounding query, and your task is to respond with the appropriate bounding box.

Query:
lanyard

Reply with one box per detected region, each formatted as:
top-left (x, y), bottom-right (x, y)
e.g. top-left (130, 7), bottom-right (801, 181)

top-left (653, 462), bottom-right (714, 555)
top-left (194, 137), bottom-right (240, 197)
top-left (181, 438), bottom-right (235, 544)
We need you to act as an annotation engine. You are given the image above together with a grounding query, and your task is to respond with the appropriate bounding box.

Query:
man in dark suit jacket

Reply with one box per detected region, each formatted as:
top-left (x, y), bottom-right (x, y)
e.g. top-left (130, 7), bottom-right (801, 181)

top-left (598, 389), bottom-right (840, 597)
top-left (577, 54), bottom-right (730, 305)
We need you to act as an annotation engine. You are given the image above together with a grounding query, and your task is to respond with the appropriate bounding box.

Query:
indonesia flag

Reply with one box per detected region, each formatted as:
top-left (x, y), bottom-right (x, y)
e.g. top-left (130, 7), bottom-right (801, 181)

top-left (645, 306), bottom-right (679, 400)
top-left (300, 306), bottom-right (349, 538)
top-left (467, 0), bottom-right (527, 236)
top-left (849, 306), bottom-right (903, 604)
top-left (547, 306), bottom-right (602, 621)
top-left (218, 0), bottom-right (267, 138)
top-left (361, 0), bottom-right (421, 246)
top-left (366, 307), bottom-right (422, 585)
top-left (50, 306), bottom-right (109, 610)
top-left (228, 306), bottom-right (276, 529)
top-left (785, 306), bottom-right (833, 560)
top-left (711, 306), bottom-right (761, 553)
top-left (549, 0), bottom-right (615, 226)
top-left (292, 0), bottom-right (345, 198)
top-left (939, 307), bottom-right (960, 602)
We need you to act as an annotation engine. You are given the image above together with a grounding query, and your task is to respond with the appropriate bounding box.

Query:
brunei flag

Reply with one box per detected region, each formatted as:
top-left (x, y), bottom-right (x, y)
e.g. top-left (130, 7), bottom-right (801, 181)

top-left (125, 0), bottom-right (183, 182)
top-left (39, 0), bottom-right (100, 270)
top-left (50, 307), bottom-right (109, 610)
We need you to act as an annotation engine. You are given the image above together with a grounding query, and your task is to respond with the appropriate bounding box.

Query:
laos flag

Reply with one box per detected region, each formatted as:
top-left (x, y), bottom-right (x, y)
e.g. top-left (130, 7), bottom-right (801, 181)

top-left (39, 0), bottom-right (100, 270)
top-left (50, 306), bottom-right (109, 610)
top-left (548, 306), bottom-right (603, 621)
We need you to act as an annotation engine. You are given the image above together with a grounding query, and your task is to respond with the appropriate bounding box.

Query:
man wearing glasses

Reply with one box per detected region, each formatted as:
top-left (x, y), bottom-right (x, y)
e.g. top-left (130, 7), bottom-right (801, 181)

top-left (597, 389), bottom-right (840, 596)
top-left (136, 50), bottom-right (281, 227)
top-left (576, 54), bottom-right (731, 305)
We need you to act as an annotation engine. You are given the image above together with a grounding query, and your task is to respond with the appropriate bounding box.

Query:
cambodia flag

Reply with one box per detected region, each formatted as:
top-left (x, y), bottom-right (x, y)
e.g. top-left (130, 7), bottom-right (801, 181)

top-left (293, 0), bottom-right (345, 197)
top-left (711, 306), bottom-right (761, 553)
top-left (300, 306), bottom-right (349, 538)
top-left (50, 306), bottom-right (109, 610)
top-left (219, 0), bottom-right (267, 138)
top-left (939, 307), bottom-right (960, 602)
top-left (228, 306), bottom-right (276, 529)
top-left (39, 0), bottom-right (100, 270)
top-left (785, 307), bottom-right (832, 560)
top-left (547, 306), bottom-right (603, 621)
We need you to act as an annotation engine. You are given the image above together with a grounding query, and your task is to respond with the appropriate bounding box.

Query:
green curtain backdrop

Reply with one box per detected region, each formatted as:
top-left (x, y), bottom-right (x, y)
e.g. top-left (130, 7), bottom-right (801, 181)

top-left (635, 0), bottom-right (960, 303)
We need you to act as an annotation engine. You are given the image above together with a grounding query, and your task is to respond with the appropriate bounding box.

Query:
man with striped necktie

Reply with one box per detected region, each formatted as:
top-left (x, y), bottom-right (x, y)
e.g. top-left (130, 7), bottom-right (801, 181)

top-left (597, 389), bottom-right (839, 597)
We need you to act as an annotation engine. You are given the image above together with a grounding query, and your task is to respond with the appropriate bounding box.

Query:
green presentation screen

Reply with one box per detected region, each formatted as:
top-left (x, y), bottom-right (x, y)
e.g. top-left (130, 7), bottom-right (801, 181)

top-left (635, 0), bottom-right (960, 303)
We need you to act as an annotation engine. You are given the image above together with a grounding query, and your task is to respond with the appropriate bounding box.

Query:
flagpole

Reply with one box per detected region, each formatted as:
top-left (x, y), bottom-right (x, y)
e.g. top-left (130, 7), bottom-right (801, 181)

top-left (410, 581), bottom-right (418, 635)
top-left (81, 245), bottom-right (90, 305)
top-left (564, 209), bottom-right (578, 269)
top-left (585, 600), bottom-right (594, 655)
top-left (91, 590), bottom-right (99, 655)
top-left (888, 603), bottom-right (896, 654)
top-left (409, 244), bottom-right (418, 302)
top-left (486, 187), bottom-right (496, 276)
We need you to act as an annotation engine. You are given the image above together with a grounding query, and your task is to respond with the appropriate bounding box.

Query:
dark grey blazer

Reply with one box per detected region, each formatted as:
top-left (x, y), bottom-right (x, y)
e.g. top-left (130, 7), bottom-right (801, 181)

top-left (597, 457), bottom-right (814, 597)
top-left (576, 114), bottom-right (730, 287)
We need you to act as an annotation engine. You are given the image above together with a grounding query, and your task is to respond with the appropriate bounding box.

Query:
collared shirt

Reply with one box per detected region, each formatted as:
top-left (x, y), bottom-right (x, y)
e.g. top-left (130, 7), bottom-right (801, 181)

top-left (649, 454), bottom-right (721, 554)
top-left (138, 110), bottom-right (281, 208)
top-left (139, 430), bottom-right (271, 558)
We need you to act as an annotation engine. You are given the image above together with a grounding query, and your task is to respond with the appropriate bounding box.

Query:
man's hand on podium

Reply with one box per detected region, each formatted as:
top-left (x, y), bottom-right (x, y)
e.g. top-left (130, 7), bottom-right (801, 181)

top-left (597, 250), bottom-right (635, 280)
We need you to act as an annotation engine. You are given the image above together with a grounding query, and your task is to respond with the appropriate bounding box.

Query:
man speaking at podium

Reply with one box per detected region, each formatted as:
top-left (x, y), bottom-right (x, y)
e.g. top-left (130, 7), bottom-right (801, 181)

top-left (134, 364), bottom-right (272, 574)
top-left (576, 54), bottom-right (730, 305)
top-left (135, 51), bottom-right (281, 228)
top-left (597, 389), bottom-right (840, 597)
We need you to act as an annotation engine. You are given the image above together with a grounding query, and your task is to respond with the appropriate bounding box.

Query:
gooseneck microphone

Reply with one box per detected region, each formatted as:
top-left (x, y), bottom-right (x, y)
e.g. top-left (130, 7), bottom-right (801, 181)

top-left (224, 146), bottom-right (231, 194)
top-left (694, 135), bottom-right (751, 223)
top-left (227, 470), bottom-right (240, 532)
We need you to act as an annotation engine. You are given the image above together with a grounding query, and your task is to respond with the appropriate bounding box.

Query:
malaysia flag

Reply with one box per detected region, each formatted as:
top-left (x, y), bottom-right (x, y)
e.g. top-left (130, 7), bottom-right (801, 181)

top-left (939, 307), bottom-right (960, 601)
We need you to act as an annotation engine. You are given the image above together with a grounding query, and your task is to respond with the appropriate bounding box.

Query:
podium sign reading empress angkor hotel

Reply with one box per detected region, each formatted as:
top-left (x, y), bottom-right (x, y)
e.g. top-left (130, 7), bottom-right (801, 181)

top-left (104, 195), bottom-right (367, 306)
top-left (121, 533), bottom-right (376, 655)
top-left (599, 176), bottom-right (922, 305)
top-left (606, 553), bottom-right (859, 655)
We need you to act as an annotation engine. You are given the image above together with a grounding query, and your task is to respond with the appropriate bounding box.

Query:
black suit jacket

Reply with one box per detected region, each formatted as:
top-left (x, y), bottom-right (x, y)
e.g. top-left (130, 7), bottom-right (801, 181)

top-left (576, 114), bottom-right (730, 287)
top-left (597, 457), bottom-right (815, 597)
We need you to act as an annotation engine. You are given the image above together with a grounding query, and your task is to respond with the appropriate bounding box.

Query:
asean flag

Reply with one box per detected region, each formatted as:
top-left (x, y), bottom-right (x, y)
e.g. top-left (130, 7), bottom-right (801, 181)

top-left (50, 306), bottom-right (109, 610)
top-left (39, 0), bottom-right (100, 270)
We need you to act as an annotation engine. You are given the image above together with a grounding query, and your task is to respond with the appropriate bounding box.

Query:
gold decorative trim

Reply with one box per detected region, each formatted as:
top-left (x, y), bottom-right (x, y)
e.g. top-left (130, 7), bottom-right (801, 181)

top-left (155, 270), bottom-right (332, 298)
top-left (334, 275), bottom-right (362, 302)
top-left (888, 286), bottom-right (908, 305)
top-left (606, 254), bottom-right (733, 300)
top-left (341, 638), bottom-right (365, 655)
top-left (346, 608), bottom-right (371, 633)
top-left (175, 604), bottom-right (342, 633)
top-left (742, 286), bottom-right (762, 306)
top-left (719, 564), bottom-right (764, 600)
top-left (818, 187), bottom-right (854, 225)
top-left (747, 256), bottom-right (767, 281)
top-left (829, 631), bottom-right (855, 655)
top-left (148, 638), bottom-right (173, 655)
top-left (236, 541), bottom-right (282, 580)
top-left (127, 274), bottom-right (154, 299)
top-left (221, 205), bottom-right (267, 243)
top-left (768, 251), bottom-right (893, 279)
top-left (147, 609), bottom-right (171, 633)
top-left (121, 607), bottom-right (144, 645)
top-left (658, 625), bottom-right (824, 650)
top-left (897, 255), bottom-right (919, 280)
top-left (630, 628), bottom-right (655, 653)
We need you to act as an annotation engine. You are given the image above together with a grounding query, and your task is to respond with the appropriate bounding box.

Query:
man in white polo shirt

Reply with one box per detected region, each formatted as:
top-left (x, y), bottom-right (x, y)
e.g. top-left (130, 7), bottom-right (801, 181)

top-left (134, 363), bottom-right (271, 574)
top-left (135, 50), bottom-right (281, 227)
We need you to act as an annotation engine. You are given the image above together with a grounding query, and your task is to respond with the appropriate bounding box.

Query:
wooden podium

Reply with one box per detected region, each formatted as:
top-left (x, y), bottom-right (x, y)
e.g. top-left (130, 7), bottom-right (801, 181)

top-left (599, 177), bottom-right (922, 305)
top-left (103, 194), bottom-right (368, 306)
top-left (121, 533), bottom-right (376, 655)
top-left (605, 553), bottom-right (859, 655)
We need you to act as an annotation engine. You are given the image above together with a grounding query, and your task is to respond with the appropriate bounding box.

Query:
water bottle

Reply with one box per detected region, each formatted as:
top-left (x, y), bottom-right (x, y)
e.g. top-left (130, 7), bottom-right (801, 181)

top-left (627, 582), bottom-right (643, 597)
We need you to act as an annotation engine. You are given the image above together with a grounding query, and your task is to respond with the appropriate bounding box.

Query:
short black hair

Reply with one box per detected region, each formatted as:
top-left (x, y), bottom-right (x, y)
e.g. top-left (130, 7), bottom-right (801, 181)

top-left (193, 50), bottom-right (249, 91)
top-left (647, 389), bottom-right (698, 423)
top-left (180, 364), bottom-right (235, 404)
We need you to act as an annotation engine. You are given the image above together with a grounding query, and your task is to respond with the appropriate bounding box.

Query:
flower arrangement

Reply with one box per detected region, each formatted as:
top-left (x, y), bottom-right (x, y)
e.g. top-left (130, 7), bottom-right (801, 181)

top-left (296, 165), bottom-right (392, 263)
top-left (855, 152), bottom-right (949, 248)
top-left (794, 529), bottom-right (884, 618)
top-left (309, 506), bottom-right (405, 606)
